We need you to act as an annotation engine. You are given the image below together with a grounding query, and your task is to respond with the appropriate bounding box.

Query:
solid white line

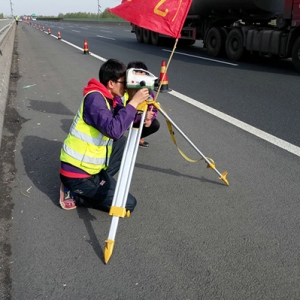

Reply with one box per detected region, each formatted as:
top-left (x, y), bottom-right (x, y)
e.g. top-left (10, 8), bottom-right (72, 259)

top-left (96, 35), bottom-right (115, 40)
top-left (59, 38), bottom-right (107, 61)
top-left (90, 52), bottom-right (107, 62)
top-left (61, 39), bottom-right (83, 51)
top-left (169, 90), bottom-right (300, 157)
top-left (163, 49), bottom-right (238, 66)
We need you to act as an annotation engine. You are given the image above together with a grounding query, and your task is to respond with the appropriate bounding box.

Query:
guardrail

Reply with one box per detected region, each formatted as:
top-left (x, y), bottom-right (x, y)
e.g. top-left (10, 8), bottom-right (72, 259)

top-left (0, 22), bottom-right (14, 46)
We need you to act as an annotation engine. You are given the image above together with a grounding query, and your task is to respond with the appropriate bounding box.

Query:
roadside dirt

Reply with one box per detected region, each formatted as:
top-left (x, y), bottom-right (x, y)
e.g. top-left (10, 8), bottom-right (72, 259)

top-left (0, 28), bottom-right (26, 300)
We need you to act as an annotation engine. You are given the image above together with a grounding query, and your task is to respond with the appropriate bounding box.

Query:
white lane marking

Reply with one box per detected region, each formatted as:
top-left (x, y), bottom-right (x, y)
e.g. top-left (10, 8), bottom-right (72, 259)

top-left (59, 38), bottom-right (107, 61)
top-left (100, 30), bottom-right (112, 33)
top-left (163, 49), bottom-right (238, 66)
top-left (45, 32), bottom-right (300, 157)
top-left (96, 35), bottom-right (115, 40)
top-left (90, 52), bottom-right (107, 62)
top-left (72, 30), bottom-right (80, 33)
top-left (80, 27), bottom-right (88, 30)
top-left (58, 26), bottom-right (64, 29)
top-left (61, 39), bottom-right (83, 51)
top-left (169, 90), bottom-right (300, 157)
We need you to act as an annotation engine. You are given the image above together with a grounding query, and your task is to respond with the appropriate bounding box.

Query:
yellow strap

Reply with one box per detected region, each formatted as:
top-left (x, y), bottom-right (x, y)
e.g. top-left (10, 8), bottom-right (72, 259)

top-left (165, 119), bottom-right (203, 163)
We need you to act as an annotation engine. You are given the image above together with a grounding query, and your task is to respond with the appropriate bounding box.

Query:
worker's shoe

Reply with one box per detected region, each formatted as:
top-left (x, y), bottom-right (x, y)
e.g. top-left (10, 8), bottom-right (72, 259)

top-left (59, 183), bottom-right (77, 210)
top-left (139, 139), bottom-right (149, 148)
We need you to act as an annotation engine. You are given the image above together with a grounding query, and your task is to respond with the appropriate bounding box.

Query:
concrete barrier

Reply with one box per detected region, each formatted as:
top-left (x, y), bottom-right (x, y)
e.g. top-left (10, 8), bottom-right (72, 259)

top-left (0, 21), bottom-right (15, 148)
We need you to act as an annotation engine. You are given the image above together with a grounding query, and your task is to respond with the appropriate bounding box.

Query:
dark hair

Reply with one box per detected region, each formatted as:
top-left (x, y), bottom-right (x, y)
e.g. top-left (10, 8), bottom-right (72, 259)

top-left (99, 59), bottom-right (126, 86)
top-left (127, 61), bottom-right (148, 71)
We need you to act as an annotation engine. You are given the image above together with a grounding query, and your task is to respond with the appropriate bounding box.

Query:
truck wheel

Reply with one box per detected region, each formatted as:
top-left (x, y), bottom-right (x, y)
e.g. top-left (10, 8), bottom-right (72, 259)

top-left (143, 29), bottom-right (151, 44)
top-left (151, 31), bottom-right (161, 46)
top-left (136, 26), bottom-right (143, 43)
top-left (226, 29), bottom-right (244, 61)
top-left (292, 37), bottom-right (300, 72)
top-left (206, 27), bottom-right (225, 57)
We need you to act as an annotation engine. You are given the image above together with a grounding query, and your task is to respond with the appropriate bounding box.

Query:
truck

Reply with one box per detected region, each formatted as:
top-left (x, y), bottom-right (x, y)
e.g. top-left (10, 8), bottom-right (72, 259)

top-left (131, 0), bottom-right (300, 72)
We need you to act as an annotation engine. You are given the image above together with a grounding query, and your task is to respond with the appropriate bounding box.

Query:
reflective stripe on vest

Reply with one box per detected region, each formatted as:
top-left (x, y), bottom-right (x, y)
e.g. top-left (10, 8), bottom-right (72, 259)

top-left (62, 144), bottom-right (109, 165)
top-left (69, 127), bottom-right (112, 146)
top-left (69, 111), bottom-right (112, 146)
top-left (60, 90), bottom-right (113, 174)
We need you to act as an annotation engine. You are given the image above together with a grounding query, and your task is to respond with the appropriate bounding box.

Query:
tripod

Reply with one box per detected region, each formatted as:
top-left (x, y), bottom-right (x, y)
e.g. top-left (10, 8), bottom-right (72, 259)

top-left (104, 99), bottom-right (229, 263)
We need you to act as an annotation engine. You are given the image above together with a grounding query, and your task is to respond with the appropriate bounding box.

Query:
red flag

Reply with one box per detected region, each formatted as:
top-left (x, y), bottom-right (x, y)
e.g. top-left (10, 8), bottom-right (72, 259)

top-left (109, 0), bottom-right (192, 39)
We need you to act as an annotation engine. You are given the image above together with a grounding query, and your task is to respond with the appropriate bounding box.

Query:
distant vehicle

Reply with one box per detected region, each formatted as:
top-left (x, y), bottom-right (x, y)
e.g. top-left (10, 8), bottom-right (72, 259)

top-left (32, 17), bottom-right (36, 21)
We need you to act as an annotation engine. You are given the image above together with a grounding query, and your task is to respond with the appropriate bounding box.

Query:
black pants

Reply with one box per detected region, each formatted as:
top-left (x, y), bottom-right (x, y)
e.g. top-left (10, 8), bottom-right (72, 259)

top-left (60, 136), bottom-right (137, 212)
top-left (134, 118), bottom-right (160, 139)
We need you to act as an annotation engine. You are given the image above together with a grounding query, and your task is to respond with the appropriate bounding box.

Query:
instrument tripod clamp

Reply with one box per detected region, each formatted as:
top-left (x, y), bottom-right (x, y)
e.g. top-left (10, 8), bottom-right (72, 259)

top-left (136, 101), bottom-right (148, 113)
top-left (109, 206), bottom-right (130, 218)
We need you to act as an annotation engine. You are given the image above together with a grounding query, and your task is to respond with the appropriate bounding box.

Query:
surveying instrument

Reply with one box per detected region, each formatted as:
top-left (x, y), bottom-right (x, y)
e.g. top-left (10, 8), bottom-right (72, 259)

top-left (104, 68), bottom-right (229, 263)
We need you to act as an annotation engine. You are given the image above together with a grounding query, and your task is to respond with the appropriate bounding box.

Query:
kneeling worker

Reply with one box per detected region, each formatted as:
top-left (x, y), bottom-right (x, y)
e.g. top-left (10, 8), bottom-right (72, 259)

top-left (59, 59), bottom-right (149, 211)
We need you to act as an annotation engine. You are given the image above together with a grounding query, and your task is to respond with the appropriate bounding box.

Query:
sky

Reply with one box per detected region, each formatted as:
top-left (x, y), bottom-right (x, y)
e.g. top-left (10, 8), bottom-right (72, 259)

top-left (1, 0), bottom-right (122, 17)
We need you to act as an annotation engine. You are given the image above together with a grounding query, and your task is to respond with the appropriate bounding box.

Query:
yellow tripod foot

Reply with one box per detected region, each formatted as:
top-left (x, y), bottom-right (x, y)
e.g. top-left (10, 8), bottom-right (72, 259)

top-left (219, 171), bottom-right (229, 186)
top-left (104, 239), bottom-right (115, 264)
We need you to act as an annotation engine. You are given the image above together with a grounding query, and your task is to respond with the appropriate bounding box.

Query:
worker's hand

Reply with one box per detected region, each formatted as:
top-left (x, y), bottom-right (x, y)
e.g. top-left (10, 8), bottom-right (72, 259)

top-left (144, 119), bottom-right (152, 127)
top-left (128, 88), bottom-right (149, 109)
top-left (146, 107), bottom-right (154, 120)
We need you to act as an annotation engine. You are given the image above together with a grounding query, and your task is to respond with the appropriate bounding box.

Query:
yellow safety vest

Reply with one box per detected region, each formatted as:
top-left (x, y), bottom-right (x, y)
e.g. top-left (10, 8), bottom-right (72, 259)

top-left (60, 91), bottom-right (113, 175)
top-left (122, 92), bottom-right (130, 106)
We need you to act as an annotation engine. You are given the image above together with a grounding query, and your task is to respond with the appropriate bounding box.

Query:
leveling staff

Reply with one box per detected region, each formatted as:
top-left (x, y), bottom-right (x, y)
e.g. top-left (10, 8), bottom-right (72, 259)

top-left (59, 59), bottom-right (149, 211)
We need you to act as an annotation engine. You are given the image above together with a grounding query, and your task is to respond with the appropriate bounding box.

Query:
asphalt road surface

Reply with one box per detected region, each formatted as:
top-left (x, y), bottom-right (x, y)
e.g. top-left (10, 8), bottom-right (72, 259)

top-left (0, 22), bottom-right (299, 300)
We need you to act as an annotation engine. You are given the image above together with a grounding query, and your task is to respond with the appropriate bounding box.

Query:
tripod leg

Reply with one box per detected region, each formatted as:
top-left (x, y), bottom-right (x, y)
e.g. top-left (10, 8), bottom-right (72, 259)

top-left (104, 111), bottom-right (146, 263)
top-left (157, 107), bottom-right (229, 186)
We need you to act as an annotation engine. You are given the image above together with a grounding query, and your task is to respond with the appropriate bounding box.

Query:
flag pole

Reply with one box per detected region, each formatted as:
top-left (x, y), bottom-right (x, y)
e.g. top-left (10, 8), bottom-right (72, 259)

top-left (154, 38), bottom-right (179, 101)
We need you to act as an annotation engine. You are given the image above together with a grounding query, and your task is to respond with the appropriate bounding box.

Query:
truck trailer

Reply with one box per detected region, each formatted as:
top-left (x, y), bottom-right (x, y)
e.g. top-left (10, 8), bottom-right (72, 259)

top-left (131, 0), bottom-right (300, 72)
